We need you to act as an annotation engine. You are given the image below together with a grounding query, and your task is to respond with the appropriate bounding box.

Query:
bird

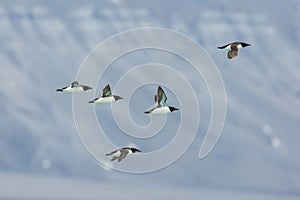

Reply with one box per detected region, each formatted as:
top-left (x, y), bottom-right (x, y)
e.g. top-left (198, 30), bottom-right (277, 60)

top-left (56, 81), bottom-right (92, 93)
top-left (88, 84), bottom-right (123, 104)
top-left (105, 147), bottom-right (141, 162)
top-left (145, 86), bottom-right (179, 114)
top-left (217, 42), bottom-right (251, 59)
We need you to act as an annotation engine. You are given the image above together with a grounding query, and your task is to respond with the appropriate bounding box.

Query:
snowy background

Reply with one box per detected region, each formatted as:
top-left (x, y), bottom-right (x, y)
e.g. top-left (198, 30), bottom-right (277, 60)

top-left (0, 0), bottom-right (300, 199)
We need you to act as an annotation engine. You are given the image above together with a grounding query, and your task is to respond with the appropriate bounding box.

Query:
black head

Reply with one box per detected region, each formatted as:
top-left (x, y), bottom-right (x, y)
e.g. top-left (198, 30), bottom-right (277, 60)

top-left (130, 148), bottom-right (141, 153)
top-left (169, 106), bottom-right (179, 112)
top-left (114, 95), bottom-right (123, 101)
top-left (82, 85), bottom-right (93, 91)
top-left (240, 42), bottom-right (251, 48)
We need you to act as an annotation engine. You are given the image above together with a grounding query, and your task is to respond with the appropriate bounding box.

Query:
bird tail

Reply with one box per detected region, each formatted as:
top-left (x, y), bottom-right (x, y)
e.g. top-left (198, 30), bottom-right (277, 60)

top-left (56, 89), bottom-right (63, 92)
top-left (88, 100), bottom-right (95, 103)
top-left (144, 111), bottom-right (150, 114)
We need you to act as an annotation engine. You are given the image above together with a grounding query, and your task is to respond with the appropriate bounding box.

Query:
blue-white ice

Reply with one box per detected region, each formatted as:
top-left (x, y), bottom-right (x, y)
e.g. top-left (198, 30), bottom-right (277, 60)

top-left (0, 0), bottom-right (299, 199)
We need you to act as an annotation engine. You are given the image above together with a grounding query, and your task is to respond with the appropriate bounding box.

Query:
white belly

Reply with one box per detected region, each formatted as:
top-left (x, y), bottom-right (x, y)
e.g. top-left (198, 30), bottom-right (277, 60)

top-left (113, 151), bottom-right (121, 157)
top-left (95, 96), bottom-right (115, 104)
top-left (225, 45), bottom-right (231, 50)
top-left (150, 107), bottom-right (170, 115)
top-left (64, 86), bottom-right (84, 93)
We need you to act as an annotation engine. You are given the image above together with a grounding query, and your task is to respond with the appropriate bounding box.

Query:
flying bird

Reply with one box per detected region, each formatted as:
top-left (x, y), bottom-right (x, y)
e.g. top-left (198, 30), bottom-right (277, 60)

top-left (56, 81), bottom-right (92, 93)
top-left (145, 86), bottom-right (179, 114)
top-left (105, 147), bottom-right (141, 162)
top-left (218, 42), bottom-right (250, 59)
top-left (88, 84), bottom-right (123, 104)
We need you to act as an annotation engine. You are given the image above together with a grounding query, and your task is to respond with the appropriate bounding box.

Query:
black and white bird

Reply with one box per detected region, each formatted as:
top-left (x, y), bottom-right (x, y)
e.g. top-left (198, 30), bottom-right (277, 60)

top-left (105, 147), bottom-right (141, 162)
top-left (218, 42), bottom-right (251, 59)
top-left (56, 81), bottom-right (92, 93)
top-left (145, 86), bottom-right (179, 114)
top-left (88, 84), bottom-right (123, 104)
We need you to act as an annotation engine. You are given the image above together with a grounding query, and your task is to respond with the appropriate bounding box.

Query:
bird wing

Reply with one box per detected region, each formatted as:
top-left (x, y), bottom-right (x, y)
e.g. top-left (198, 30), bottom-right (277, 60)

top-left (240, 42), bottom-right (251, 47)
top-left (227, 49), bottom-right (238, 59)
top-left (101, 84), bottom-right (112, 97)
top-left (118, 149), bottom-right (129, 162)
top-left (71, 81), bottom-right (80, 87)
top-left (217, 43), bottom-right (232, 49)
top-left (111, 156), bottom-right (119, 162)
top-left (157, 86), bottom-right (167, 107)
top-left (154, 94), bottom-right (160, 107)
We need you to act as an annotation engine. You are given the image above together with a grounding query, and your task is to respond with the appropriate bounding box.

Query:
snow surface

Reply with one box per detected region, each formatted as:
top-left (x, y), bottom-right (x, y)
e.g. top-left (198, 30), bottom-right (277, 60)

top-left (0, 0), bottom-right (300, 199)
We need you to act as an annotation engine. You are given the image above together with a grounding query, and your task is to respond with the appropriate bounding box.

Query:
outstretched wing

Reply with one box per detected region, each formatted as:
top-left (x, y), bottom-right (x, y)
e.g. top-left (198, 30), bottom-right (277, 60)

top-left (240, 42), bottom-right (251, 48)
top-left (154, 94), bottom-right (158, 105)
top-left (118, 149), bottom-right (129, 162)
top-left (227, 49), bottom-right (238, 59)
top-left (111, 156), bottom-right (119, 162)
top-left (101, 84), bottom-right (112, 97)
top-left (217, 43), bottom-right (232, 49)
top-left (71, 81), bottom-right (80, 87)
top-left (157, 86), bottom-right (167, 107)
